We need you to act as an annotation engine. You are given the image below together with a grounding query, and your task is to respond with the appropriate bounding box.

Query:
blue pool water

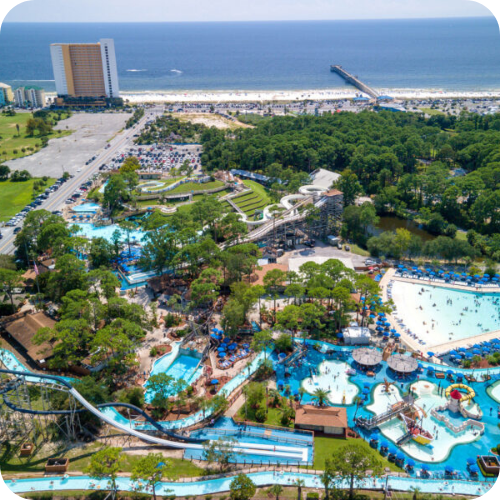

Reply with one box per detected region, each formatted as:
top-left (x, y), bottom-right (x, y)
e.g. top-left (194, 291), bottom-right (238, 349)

top-left (5, 471), bottom-right (493, 497)
top-left (391, 281), bottom-right (500, 346)
top-left (72, 202), bottom-right (100, 213)
top-left (185, 417), bottom-right (314, 464)
top-left (74, 223), bottom-right (146, 243)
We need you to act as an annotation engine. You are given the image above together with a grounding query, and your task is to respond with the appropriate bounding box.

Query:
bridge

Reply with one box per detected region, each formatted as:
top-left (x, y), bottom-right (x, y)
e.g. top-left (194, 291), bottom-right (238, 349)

top-left (330, 65), bottom-right (379, 99)
top-left (355, 401), bottom-right (413, 430)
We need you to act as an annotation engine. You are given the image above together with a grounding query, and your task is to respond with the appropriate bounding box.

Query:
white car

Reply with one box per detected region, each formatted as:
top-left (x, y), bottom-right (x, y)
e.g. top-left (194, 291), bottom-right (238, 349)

top-left (76, 168), bottom-right (82, 172)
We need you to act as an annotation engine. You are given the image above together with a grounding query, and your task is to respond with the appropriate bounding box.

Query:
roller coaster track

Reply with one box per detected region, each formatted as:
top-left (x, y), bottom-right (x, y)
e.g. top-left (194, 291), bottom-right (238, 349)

top-left (0, 368), bottom-right (308, 462)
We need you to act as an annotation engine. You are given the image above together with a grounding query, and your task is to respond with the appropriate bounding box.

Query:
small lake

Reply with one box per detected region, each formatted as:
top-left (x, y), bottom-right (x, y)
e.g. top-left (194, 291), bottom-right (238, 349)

top-left (369, 216), bottom-right (435, 242)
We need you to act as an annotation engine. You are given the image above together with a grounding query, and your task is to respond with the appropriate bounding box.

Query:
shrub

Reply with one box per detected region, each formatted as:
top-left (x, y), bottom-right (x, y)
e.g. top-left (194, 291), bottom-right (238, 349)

top-left (306, 494), bottom-right (319, 500)
top-left (255, 407), bottom-right (266, 423)
top-left (150, 346), bottom-right (158, 357)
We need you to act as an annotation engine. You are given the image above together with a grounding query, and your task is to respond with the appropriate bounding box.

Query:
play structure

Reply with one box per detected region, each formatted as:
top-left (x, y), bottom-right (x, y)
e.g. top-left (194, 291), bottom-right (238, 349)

top-left (441, 384), bottom-right (483, 420)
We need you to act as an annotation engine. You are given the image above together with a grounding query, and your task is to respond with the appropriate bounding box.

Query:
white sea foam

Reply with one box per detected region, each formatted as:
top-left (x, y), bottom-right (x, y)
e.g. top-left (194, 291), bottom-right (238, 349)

top-left (126, 69), bottom-right (147, 72)
top-left (170, 69), bottom-right (183, 74)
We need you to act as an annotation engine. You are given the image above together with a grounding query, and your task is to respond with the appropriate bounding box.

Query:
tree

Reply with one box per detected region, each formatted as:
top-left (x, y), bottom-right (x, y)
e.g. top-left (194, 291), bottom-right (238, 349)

top-left (131, 453), bottom-right (176, 500)
top-left (263, 268), bottom-right (287, 312)
top-left (203, 437), bottom-right (236, 472)
top-left (230, 473), bottom-right (256, 500)
top-left (119, 220), bottom-right (137, 255)
top-left (190, 268), bottom-right (223, 308)
top-left (251, 330), bottom-right (273, 360)
top-left (221, 298), bottom-right (246, 337)
top-left (324, 442), bottom-right (383, 500)
top-left (320, 459), bottom-right (337, 500)
top-left (84, 447), bottom-right (123, 499)
top-left (294, 478), bottom-right (305, 500)
top-left (146, 373), bottom-right (184, 413)
top-left (0, 165), bottom-right (10, 180)
top-left (46, 254), bottom-right (88, 301)
top-left (191, 196), bottom-right (225, 242)
top-left (270, 484), bottom-right (284, 500)
top-left (103, 174), bottom-right (130, 211)
top-left (0, 269), bottom-right (23, 311)
top-left (334, 168), bottom-right (363, 206)
top-left (312, 388), bottom-right (330, 407)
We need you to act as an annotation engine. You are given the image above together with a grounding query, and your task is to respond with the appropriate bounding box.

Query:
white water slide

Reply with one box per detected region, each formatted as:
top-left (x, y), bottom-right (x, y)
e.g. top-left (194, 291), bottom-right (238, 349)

top-left (69, 388), bottom-right (308, 462)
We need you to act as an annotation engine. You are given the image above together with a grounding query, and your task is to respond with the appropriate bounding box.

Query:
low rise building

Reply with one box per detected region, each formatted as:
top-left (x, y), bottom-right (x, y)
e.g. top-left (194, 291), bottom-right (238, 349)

top-left (294, 405), bottom-right (348, 437)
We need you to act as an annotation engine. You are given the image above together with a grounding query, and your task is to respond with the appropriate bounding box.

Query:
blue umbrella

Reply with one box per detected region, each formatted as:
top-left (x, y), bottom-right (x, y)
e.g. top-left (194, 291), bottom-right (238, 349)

top-left (470, 465), bottom-right (479, 474)
top-left (421, 464), bottom-right (430, 472)
top-left (383, 332), bottom-right (390, 337)
top-left (380, 440), bottom-right (389, 448)
top-left (388, 447), bottom-right (397, 455)
top-left (427, 366), bottom-right (435, 371)
top-left (336, 332), bottom-right (343, 338)
top-left (407, 459), bottom-right (415, 468)
top-left (445, 465), bottom-right (454, 474)
top-left (363, 388), bottom-right (370, 394)
top-left (465, 353), bottom-right (473, 359)
top-left (418, 363), bottom-right (423, 369)
top-left (484, 341), bottom-right (492, 346)
top-left (473, 349), bottom-right (481, 355)
top-left (427, 351), bottom-right (435, 357)
top-left (211, 379), bottom-right (219, 385)
top-left (156, 461), bottom-right (165, 468)
top-left (370, 433), bottom-right (379, 441)
top-left (396, 452), bottom-right (405, 461)
top-left (446, 370), bottom-right (454, 375)
top-left (363, 382), bottom-right (371, 387)
top-left (449, 350), bottom-right (458, 355)
top-left (459, 347), bottom-right (467, 352)
top-left (394, 333), bottom-right (401, 338)
top-left (466, 457), bottom-right (476, 465)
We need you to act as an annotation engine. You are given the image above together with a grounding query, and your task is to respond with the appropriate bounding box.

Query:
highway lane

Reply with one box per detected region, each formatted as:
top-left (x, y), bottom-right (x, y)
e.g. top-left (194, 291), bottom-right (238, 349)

top-left (0, 109), bottom-right (161, 256)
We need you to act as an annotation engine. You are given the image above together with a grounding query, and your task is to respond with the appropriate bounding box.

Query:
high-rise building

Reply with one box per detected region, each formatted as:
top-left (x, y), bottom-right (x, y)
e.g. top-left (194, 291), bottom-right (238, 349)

top-left (50, 38), bottom-right (119, 99)
top-left (0, 82), bottom-right (14, 105)
top-left (14, 86), bottom-right (46, 108)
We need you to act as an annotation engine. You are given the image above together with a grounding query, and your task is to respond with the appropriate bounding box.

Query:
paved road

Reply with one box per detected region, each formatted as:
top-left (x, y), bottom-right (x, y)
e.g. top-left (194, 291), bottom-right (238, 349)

top-left (0, 108), bottom-right (162, 256)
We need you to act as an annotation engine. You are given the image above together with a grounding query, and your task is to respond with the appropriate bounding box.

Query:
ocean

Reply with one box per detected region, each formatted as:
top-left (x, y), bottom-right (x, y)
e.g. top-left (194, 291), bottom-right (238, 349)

top-left (0, 18), bottom-right (499, 93)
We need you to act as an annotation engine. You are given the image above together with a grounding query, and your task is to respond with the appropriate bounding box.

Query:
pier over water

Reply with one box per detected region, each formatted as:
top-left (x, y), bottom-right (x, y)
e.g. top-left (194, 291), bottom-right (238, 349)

top-left (330, 65), bottom-right (379, 99)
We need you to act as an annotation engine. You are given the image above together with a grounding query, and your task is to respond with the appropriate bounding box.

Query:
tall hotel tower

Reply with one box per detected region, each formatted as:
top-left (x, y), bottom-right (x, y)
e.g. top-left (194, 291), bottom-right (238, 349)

top-left (50, 39), bottom-right (119, 98)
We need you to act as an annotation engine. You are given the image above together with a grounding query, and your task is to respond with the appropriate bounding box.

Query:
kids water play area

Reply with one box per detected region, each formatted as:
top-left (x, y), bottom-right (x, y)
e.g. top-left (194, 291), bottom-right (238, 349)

top-left (3, 328), bottom-right (500, 496)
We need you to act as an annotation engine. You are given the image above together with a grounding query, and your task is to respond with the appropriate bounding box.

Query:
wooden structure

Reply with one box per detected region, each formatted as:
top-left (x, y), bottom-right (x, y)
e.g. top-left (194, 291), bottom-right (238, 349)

top-left (45, 458), bottom-right (70, 473)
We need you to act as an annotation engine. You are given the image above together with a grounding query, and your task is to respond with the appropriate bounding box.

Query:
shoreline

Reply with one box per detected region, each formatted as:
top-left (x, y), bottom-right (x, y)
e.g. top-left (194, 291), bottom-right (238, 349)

top-left (44, 87), bottom-right (500, 103)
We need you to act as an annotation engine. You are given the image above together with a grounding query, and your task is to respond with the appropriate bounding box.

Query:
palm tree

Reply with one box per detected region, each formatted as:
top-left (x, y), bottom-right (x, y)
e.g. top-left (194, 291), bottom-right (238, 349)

top-left (410, 486), bottom-right (421, 500)
top-left (312, 388), bottom-right (330, 407)
top-left (298, 387), bottom-right (306, 403)
top-left (294, 478), bottom-right (305, 500)
top-left (270, 484), bottom-right (283, 500)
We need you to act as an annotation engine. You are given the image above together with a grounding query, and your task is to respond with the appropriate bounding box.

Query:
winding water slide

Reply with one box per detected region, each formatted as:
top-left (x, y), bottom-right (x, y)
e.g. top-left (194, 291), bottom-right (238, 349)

top-left (0, 368), bottom-right (308, 462)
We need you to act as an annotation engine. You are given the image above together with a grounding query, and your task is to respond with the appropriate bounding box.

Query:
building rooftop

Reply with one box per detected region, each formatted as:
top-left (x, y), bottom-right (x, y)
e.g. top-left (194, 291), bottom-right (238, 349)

top-left (295, 405), bottom-right (348, 428)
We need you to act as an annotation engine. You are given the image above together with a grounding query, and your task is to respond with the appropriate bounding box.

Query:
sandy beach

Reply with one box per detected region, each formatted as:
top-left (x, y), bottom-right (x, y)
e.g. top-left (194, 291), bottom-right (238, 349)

top-left (46, 88), bottom-right (500, 104)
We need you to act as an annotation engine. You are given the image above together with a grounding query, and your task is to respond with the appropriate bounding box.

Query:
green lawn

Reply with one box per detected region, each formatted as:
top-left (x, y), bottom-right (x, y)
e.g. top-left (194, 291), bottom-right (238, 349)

top-left (166, 179), bottom-right (225, 195)
top-left (242, 179), bottom-right (272, 205)
top-left (0, 178), bottom-right (56, 221)
top-left (349, 243), bottom-right (370, 257)
top-left (1, 440), bottom-right (204, 477)
top-left (311, 436), bottom-right (403, 472)
top-left (0, 111), bottom-right (72, 161)
top-left (419, 107), bottom-right (445, 116)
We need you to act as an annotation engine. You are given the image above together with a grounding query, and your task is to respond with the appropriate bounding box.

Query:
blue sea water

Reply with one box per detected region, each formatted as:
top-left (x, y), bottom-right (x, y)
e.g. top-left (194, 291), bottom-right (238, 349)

top-left (0, 18), bottom-right (499, 92)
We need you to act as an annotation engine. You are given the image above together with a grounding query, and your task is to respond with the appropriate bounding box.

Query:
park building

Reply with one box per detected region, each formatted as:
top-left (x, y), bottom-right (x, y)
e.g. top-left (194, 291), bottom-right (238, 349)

top-left (0, 82), bottom-right (14, 106)
top-left (14, 86), bottom-right (46, 109)
top-left (50, 38), bottom-right (120, 106)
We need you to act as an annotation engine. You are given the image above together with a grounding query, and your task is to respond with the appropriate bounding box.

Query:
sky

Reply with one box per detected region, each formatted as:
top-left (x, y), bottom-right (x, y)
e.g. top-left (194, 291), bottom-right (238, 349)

top-left (0, 0), bottom-right (496, 23)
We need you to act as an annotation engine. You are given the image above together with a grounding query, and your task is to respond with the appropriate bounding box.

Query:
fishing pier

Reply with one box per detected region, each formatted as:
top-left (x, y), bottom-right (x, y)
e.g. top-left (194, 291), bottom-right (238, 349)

top-left (330, 65), bottom-right (379, 99)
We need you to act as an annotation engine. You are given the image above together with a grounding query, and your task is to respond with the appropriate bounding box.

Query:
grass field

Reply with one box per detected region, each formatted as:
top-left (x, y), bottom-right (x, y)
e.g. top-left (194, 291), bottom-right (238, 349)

top-left (312, 436), bottom-right (403, 472)
top-left (419, 107), bottom-right (445, 116)
top-left (232, 179), bottom-right (272, 216)
top-left (166, 179), bottom-right (225, 195)
top-left (0, 111), bottom-right (73, 161)
top-left (0, 178), bottom-right (56, 221)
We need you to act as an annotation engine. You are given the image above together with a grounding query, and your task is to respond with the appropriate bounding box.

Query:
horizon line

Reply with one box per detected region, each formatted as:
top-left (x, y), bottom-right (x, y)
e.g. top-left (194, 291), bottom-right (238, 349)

top-left (2, 15), bottom-right (495, 24)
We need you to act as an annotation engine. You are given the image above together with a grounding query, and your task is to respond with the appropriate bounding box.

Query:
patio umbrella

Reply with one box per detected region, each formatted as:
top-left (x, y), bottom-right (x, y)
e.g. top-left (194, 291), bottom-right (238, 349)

top-left (394, 333), bottom-right (401, 338)
top-left (364, 382), bottom-right (371, 388)
top-left (336, 333), bottom-right (343, 338)
top-left (383, 332), bottom-right (390, 337)
top-left (396, 452), bottom-right (405, 461)
top-left (380, 440), bottom-right (389, 448)
top-left (370, 433), bottom-right (379, 441)
top-left (484, 341), bottom-right (492, 346)
top-left (369, 314), bottom-right (376, 318)
top-left (388, 447), bottom-right (397, 455)
top-left (472, 349), bottom-right (481, 355)
top-left (466, 457), bottom-right (476, 465)
top-left (469, 465), bottom-right (479, 474)
top-left (427, 351), bottom-right (435, 357)
top-left (483, 348), bottom-right (491, 354)
top-left (449, 350), bottom-right (458, 355)
top-left (418, 363), bottom-right (423, 369)
top-left (446, 370), bottom-right (454, 375)
top-left (156, 462), bottom-right (165, 468)
top-left (421, 464), bottom-right (430, 472)
top-left (390, 328), bottom-right (397, 333)
top-left (211, 379), bottom-right (219, 385)
top-left (363, 388), bottom-right (370, 394)
top-left (427, 366), bottom-right (435, 371)
top-left (459, 347), bottom-right (467, 352)
top-left (465, 353), bottom-right (473, 359)
top-left (445, 465), bottom-right (454, 474)
top-left (407, 459), bottom-right (415, 468)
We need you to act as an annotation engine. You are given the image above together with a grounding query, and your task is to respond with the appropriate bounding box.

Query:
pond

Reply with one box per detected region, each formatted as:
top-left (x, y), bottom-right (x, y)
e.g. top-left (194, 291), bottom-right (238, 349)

top-left (370, 215), bottom-right (435, 242)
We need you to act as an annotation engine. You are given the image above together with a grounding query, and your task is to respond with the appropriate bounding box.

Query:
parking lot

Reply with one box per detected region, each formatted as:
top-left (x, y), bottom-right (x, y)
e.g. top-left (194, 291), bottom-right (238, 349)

top-left (6, 112), bottom-right (131, 178)
top-left (103, 143), bottom-right (203, 175)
